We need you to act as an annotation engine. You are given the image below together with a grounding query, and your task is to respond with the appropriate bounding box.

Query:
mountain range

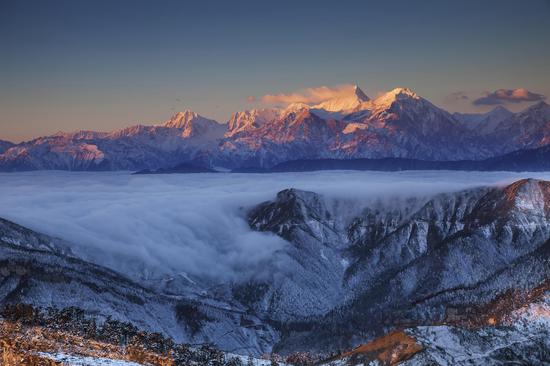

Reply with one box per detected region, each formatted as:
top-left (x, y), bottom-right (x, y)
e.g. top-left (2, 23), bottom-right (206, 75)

top-left (2, 178), bottom-right (550, 364)
top-left (250, 143), bottom-right (550, 173)
top-left (2, 86), bottom-right (550, 171)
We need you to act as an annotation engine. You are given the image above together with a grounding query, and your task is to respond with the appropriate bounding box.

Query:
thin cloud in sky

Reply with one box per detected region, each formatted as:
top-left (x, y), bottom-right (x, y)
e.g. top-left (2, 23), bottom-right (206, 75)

top-left (473, 88), bottom-right (546, 105)
top-left (449, 91), bottom-right (469, 101)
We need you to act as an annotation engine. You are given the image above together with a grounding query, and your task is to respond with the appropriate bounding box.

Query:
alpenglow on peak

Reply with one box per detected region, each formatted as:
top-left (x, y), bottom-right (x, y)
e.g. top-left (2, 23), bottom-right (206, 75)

top-left (313, 84), bottom-right (370, 112)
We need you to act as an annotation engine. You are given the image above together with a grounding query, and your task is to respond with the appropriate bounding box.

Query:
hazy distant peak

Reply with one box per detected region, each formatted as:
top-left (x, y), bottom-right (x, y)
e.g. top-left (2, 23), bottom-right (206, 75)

top-left (522, 100), bottom-right (550, 114)
top-left (490, 105), bottom-right (511, 113)
top-left (486, 105), bottom-right (513, 120)
top-left (0, 139), bottom-right (14, 154)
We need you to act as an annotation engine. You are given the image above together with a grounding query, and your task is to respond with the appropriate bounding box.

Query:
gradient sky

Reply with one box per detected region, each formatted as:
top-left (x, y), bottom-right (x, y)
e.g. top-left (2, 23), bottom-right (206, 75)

top-left (1, 0), bottom-right (549, 142)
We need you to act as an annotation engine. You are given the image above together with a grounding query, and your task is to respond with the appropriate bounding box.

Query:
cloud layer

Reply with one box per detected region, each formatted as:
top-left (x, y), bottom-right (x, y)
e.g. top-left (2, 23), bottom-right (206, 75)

top-left (473, 88), bottom-right (546, 105)
top-left (258, 84), bottom-right (358, 105)
top-left (2, 171), bottom-right (550, 284)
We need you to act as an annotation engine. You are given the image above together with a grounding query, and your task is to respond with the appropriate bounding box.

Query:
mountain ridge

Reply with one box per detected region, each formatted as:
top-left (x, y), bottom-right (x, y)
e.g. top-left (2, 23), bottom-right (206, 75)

top-left (1, 88), bottom-right (549, 171)
top-left (247, 143), bottom-right (550, 173)
top-left (1, 178), bottom-right (550, 360)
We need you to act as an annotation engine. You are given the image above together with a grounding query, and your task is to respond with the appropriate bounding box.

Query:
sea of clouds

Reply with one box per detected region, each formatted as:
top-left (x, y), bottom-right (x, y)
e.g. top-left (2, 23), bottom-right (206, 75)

top-left (1, 170), bottom-right (549, 283)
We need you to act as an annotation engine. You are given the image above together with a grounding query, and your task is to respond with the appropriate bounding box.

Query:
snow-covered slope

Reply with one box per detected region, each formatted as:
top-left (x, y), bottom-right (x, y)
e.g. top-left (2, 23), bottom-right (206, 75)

top-left (404, 310), bottom-right (550, 365)
top-left (323, 293), bottom-right (550, 365)
top-left (1, 179), bottom-right (550, 357)
top-left (245, 189), bottom-right (350, 320)
top-left (0, 217), bottom-right (72, 256)
top-left (248, 179), bottom-right (550, 353)
top-left (0, 217), bottom-right (278, 355)
top-left (41, 353), bottom-right (146, 366)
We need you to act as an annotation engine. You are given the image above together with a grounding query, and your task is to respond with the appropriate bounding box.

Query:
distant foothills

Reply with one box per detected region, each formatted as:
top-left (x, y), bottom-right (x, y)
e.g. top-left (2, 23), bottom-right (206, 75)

top-left (1, 86), bottom-right (550, 172)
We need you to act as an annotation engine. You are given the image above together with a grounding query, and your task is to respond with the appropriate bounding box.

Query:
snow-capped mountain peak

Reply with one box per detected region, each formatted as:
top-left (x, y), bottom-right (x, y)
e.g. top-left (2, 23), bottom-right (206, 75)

top-left (163, 110), bottom-right (208, 129)
top-left (390, 86), bottom-right (416, 95)
top-left (3, 86), bottom-right (550, 172)
top-left (373, 87), bottom-right (420, 107)
top-left (226, 108), bottom-right (281, 136)
top-left (453, 105), bottom-right (514, 134)
top-left (284, 102), bottom-right (311, 112)
top-left (312, 84), bottom-right (370, 113)
top-left (161, 110), bottom-right (224, 139)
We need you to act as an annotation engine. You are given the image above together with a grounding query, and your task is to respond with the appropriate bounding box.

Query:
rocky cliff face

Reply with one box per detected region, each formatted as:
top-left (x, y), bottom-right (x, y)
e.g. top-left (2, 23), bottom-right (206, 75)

top-left (246, 179), bottom-right (550, 354)
top-left (245, 188), bottom-right (349, 320)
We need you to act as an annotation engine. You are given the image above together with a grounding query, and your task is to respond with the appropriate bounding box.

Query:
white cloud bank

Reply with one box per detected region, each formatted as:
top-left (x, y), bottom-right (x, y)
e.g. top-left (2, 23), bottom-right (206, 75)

top-left (1, 170), bottom-right (549, 283)
top-left (257, 84), bottom-right (358, 106)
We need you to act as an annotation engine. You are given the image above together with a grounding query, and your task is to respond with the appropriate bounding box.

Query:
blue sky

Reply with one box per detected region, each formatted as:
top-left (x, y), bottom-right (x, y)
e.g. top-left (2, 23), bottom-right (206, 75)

top-left (1, 0), bottom-right (549, 142)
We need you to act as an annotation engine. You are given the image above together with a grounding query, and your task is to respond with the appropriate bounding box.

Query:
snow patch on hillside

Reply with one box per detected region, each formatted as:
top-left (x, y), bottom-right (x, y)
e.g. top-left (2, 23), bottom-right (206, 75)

top-left (40, 353), bottom-right (145, 366)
